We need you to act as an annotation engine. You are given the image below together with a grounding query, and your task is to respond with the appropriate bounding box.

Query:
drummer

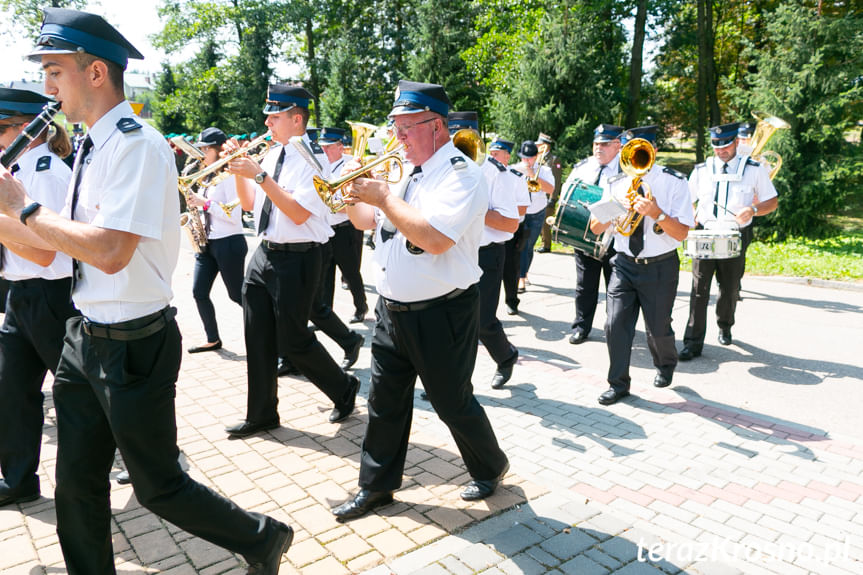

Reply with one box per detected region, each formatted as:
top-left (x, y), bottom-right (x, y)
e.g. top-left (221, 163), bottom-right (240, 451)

top-left (563, 124), bottom-right (623, 345)
top-left (679, 122), bottom-right (778, 360)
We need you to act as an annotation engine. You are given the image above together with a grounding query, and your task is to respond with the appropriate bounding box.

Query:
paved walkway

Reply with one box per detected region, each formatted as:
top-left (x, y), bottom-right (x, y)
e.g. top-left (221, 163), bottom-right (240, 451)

top-left (1, 235), bottom-right (861, 574)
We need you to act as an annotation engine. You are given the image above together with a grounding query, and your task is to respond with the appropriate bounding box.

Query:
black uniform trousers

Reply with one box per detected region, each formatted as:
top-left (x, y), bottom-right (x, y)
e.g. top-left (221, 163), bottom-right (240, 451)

top-left (359, 285), bottom-right (508, 492)
top-left (309, 240), bottom-right (359, 352)
top-left (502, 222), bottom-right (527, 310)
top-left (243, 243), bottom-right (352, 424)
top-left (0, 278), bottom-right (78, 495)
top-left (323, 221), bottom-right (367, 314)
top-left (572, 248), bottom-right (615, 335)
top-left (605, 252), bottom-right (680, 393)
top-left (192, 234), bottom-right (248, 343)
top-left (52, 313), bottom-right (280, 574)
top-left (478, 243), bottom-right (518, 367)
top-left (683, 226), bottom-right (753, 350)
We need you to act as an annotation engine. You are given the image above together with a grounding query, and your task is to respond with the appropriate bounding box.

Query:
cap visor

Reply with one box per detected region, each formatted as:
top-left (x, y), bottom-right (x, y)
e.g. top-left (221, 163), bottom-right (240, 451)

top-left (25, 45), bottom-right (78, 63)
top-left (711, 138), bottom-right (735, 148)
top-left (388, 105), bottom-right (426, 118)
top-left (263, 103), bottom-right (297, 115)
top-left (593, 136), bottom-right (617, 143)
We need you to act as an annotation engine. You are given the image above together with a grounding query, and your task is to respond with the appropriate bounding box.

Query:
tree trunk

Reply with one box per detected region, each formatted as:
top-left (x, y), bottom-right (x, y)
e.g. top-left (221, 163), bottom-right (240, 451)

top-left (706, 0), bottom-right (720, 126)
top-left (305, 16), bottom-right (319, 127)
top-left (626, 0), bottom-right (648, 128)
top-left (696, 0), bottom-right (708, 162)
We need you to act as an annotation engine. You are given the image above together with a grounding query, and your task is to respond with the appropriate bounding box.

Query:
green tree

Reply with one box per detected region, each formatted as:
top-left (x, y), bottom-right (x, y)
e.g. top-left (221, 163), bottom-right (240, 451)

top-left (0, 0), bottom-right (87, 39)
top-left (152, 62), bottom-right (186, 134)
top-left (727, 0), bottom-right (863, 238)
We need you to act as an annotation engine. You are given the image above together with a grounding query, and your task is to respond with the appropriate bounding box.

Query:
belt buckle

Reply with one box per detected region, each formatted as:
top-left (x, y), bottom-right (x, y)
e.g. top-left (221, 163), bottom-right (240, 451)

top-left (634, 255), bottom-right (648, 264)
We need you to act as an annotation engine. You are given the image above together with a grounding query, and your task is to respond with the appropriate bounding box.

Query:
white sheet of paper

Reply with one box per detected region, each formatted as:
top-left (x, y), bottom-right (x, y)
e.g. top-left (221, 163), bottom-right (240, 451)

top-left (588, 198), bottom-right (627, 224)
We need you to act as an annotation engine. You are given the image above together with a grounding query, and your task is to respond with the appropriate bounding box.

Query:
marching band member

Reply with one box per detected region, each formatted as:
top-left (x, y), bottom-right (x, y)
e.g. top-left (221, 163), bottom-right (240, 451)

top-left (318, 126), bottom-right (368, 324)
top-left (184, 127), bottom-right (248, 354)
top-left (589, 126), bottom-right (694, 406)
top-left (0, 88), bottom-right (78, 508)
top-left (566, 124), bottom-right (623, 345)
top-left (679, 122), bottom-right (777, 360)
top-left (514, 140), bottom-right (555, 293)
top-left (0, 9), bottom-right (293, 572)
top-left (536, 133), bottom-right (563, 253)
top-left (495, 139), bottom-right (530, 316)
top-left (225, 84), bottom-right (360, 438)
top-left (334, 81), bottom-right (509, 521)
top-left (453, 113), bottom-right (521, 389)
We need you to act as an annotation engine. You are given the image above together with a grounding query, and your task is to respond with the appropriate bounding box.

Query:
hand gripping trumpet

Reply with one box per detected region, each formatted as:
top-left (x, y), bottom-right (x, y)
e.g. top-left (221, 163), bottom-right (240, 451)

top-left (614, 137), bottom-right (656, 236)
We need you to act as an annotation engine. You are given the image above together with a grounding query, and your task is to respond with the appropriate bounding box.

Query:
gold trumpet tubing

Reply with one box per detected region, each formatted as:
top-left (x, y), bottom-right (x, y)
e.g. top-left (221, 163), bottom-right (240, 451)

top-left (749, 112), bottom-right (789, 180)
top-left (179, 132), bottom-right (272, 190)
top-left (613, 179), bottom-right (653, 237)
top-left (314, 146), bottom-right (405, 213)
top-left (219, 198), bottom-right (242, 217)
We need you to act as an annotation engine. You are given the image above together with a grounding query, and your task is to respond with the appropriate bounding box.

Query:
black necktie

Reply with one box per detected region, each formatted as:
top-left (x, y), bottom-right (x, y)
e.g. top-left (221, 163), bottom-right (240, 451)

top-left (713, 162), bottom-right (728, 217)
top-left (70, 135), bottom-right (94, 294)
top-left (257, 146), bottom-right (286, 236)
top-left (629, 185), bottom-right (646, 256)
top-left (593, 165), bottom-right (605, 186)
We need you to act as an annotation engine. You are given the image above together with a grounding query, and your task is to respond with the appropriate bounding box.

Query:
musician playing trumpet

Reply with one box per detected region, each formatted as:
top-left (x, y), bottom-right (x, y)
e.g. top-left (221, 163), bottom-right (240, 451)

top-left (184, 127), bottom-right (248, 354)
top-left (222, 83), bottom-right (360, 439)
top-left (679, 122), bottom-right (777, 360)
top-left (588, 125), bottom-right (693, 406)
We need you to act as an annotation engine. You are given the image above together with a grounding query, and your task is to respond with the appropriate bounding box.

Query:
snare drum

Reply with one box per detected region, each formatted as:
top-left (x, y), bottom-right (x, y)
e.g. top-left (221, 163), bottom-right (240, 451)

top-left (683, 229), bottom-right (742, 260)
top-left (548, 179), bottom-right (612, 260)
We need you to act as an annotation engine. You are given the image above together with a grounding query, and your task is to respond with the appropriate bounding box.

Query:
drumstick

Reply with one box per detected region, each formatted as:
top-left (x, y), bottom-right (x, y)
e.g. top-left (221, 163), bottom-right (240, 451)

top-left (709, 201), bottom-right (738, 217)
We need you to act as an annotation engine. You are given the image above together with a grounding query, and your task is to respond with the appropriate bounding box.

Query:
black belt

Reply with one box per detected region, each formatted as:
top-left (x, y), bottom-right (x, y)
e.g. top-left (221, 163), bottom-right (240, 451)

top-left (82, 306), bottom-right (176, 341)
top-left (619, 251), bottom-right (678, 265)
top-left (384, 288), bottom-right (468, 312)
top-left (261, 240), bottom-right (319, 252)
top-left (332, 221), bottom-right (354, 230)
top-left (480, 242), bottom-right (505, 250)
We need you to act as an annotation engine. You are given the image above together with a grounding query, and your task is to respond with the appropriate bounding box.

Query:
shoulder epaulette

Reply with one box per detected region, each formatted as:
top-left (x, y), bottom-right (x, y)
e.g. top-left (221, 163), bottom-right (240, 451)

top-left (694, 162), bottom-right (706, 169)
top-left (608, 173), bottom-right (627, 184)
top-left (309, 141), bottom-right (324, 155)
top-left (574, 158), bottom-right (589, 168)
top-left (450, 156), bottom-right (467, 170)
top-left (36, 156), bottom-right (52, 171)
top-left (509, 168), bottom-right (524, 178)
top-left (663, 166), bottom-right (687, 180)
top-left (746, 158), bottom-right (761, 167)
top-left (488, 156), bottom-right (506, 172)
top-left (116, 117), bottom-right (142, 133)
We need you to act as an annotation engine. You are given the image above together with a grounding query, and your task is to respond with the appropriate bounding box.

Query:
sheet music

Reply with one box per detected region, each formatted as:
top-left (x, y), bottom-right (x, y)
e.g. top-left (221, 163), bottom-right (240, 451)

top-left (588, 197), bottom-right (627, 224)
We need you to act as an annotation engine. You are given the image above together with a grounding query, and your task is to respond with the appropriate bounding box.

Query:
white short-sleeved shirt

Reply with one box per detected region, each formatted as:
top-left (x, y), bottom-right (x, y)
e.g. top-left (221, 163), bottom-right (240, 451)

top-left (65, 101), bottom-right (179, 323)
top-left (606, 164), bottom-right (695, 258)
top-left (3, 143), bottom-right (72, 281)
top-left (565, 154), bottom-right (621, 193)
top-left (202, 176), bottom-right (244, 239)
top-left (373, 140), bottom-right (488, 302)
top-left (507, 166), bottom-right (530, 222)
top-left (515, 163), bottom-right (555, 214)
top-left (253, 135), bottom-right (334, 244)
top-left (480, 157), bottom-right (521, 245)
top-left (690, 154), bottom-right (777, 229)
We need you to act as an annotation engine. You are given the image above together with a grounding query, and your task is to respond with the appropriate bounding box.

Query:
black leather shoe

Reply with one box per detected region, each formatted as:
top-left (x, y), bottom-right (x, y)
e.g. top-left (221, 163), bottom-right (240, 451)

top-left (0, 484), bottom-right (40, 508)
top-left (491, 364), bottom-right (513, 389)
top-left (461, 461), bottom-right (510, 501)
top-left (226, 419), bottom-right (280, 438)
top-left (341, 333), bottom-right (364, 370)
top-left (116, 470), bottom-right (131, 485)
top-left (277, 357), bottom-right (300, 377)
top-left (678, 346), bottom-right (701, 361)
top-left (598, 388), bottom-right (630, 406)
top-left (535, 246), bottom-right (551, 254)
top-left (188, 340), bottom-right (222, 353)
top-left (333, 489), bottom-right (394, 522)
top-left (653, 373), bottom-right (672, 388)
top-left (330, 376), bottom-right (360, 423)
top-left (349, 306), bottom-right (368, 324)
top-left (718, 329), bottom-right (732, 346)
top-left (568, 329), bottom-right (588, 345)
top-left (505, 304), bottom-right (518, 316)
top-left (246, 520), bottom-right (293, 574)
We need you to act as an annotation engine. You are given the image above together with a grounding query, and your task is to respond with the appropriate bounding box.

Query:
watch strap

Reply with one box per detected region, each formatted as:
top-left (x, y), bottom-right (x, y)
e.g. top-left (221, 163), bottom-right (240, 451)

top-left (20, 201), bottom-right (42, 226)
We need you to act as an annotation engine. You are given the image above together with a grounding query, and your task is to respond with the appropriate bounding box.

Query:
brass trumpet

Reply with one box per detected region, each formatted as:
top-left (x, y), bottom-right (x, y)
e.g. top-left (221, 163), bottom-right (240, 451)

top-left (179, 132), bottom-right (272, 192)
top-left (314, 146), bottom-right (405, 213)
top-left (614, 138), bottom-right (656, 236)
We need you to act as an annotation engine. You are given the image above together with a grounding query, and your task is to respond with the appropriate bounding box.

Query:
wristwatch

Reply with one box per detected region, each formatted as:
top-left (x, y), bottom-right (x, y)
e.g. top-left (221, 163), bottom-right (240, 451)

top-left (752, 205), bottom-right (759, 215)
top-left (19, 201), bottom-right (42, 226)
top-left (254, 171), bottom-right (267, 184)
top-left (655, 212), bottom-right (667, 224)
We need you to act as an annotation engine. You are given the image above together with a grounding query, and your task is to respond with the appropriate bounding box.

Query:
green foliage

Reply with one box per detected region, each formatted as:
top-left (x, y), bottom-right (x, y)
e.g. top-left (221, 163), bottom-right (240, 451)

top-left (0, 0), bottom-right (87, 40)
top-left (727, 1), bottom-right (863, 238)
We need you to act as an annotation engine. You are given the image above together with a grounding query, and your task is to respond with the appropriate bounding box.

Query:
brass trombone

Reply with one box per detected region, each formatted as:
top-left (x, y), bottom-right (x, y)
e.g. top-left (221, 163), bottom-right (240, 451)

top-left (614, 138), bottom-right (656, 236)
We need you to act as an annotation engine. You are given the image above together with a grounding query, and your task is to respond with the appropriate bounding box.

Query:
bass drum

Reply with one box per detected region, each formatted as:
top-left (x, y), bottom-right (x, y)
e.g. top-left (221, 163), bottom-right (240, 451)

top-left (548, 178), bottom-right (612, 260)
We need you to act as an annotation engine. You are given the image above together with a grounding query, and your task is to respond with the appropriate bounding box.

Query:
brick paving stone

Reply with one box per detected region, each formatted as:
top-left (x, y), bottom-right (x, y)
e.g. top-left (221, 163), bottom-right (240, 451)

top-left (368, 528), bottom-right (417, 558)
top-left (325, 532), bottom-right (372, 562)
top-left (299, 555), bottom-right (351, 574)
